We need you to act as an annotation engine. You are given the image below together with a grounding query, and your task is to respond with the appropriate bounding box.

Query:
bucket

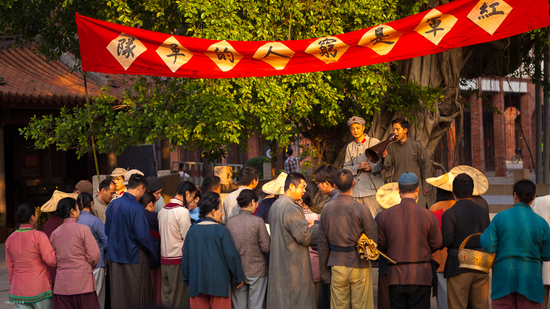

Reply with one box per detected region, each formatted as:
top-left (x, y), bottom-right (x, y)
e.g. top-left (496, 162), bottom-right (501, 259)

top-left (458, 233), bottom-right (495, 273)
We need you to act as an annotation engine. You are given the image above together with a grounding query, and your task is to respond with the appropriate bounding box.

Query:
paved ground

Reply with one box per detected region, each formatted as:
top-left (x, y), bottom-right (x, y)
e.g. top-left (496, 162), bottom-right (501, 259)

top-left (0, 244), bottom-right (12, 309)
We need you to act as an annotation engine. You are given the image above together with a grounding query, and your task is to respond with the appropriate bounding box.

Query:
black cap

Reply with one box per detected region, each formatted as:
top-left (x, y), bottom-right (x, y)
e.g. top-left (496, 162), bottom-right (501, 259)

top-left (146, 176), bottom-right (162, 192)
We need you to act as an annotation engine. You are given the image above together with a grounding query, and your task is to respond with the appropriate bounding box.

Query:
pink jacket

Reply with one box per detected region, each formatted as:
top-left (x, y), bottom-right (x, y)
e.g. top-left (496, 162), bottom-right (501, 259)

top-left (50, 218), bottom-right (100, 295)
top-left (6, 224), bottom-right (57, 301)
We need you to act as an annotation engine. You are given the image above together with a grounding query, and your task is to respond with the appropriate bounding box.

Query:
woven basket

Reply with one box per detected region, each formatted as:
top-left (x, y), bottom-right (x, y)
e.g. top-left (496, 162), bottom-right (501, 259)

top-left (458, 233), bottom-right (495, 273)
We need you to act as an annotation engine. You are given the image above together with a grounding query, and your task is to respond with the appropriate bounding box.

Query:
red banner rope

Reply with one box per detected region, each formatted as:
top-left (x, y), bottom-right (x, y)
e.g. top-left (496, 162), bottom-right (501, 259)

top-left (76, 0), bottom-right (549, 79)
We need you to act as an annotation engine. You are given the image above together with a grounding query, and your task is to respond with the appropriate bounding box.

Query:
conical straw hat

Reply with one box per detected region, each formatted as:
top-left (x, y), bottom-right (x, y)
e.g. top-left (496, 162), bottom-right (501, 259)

top-left (426, 165), bottom-right (489, 196)
top-left (376, 182), bottom-right (401, 209)
top-left (262, 172), bottom-right (287, 195)
top-left (40, 190), bottom-right (79, 213)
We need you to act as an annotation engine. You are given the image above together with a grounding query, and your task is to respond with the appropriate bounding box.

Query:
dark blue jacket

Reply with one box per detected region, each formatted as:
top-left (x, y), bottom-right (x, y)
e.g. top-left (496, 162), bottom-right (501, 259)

top-left (105, 192), bottom-right (160, 264)
top-left (182, 217), bottom-right (244, 297)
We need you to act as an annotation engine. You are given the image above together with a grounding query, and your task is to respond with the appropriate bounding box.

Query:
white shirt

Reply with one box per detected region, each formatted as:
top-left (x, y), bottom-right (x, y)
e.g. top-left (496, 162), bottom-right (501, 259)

top-left (222, 186), bottom-right (252, 224)
top-left (158, 198), bottom-right (191, 264)
top-left (531, 195), bottom-right (550, 284)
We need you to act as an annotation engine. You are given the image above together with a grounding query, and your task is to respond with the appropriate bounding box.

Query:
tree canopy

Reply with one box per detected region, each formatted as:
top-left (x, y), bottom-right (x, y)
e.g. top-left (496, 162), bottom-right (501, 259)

top-left (2, 0), bottom-right (546, 167)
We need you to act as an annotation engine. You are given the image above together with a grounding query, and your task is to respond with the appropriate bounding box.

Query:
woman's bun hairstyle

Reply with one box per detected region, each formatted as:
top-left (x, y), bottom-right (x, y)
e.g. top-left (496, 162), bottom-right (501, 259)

top-left (55, 197), bottom-right (77, 219)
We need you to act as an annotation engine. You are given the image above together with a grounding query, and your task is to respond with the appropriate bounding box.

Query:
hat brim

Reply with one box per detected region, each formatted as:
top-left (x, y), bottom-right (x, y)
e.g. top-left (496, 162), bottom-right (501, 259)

top-left (40, 190), bottom-right (79, 213)
top-left (262, 172), bottom-right (287, 195)
top-left (449, 165), bottom-right (489, 196)
top-left (426, 173), bottom-right (453, 192)
top-left (426, 165), bottom-right (489, 196)
top-left (376, 182), bottom-right (401, 209)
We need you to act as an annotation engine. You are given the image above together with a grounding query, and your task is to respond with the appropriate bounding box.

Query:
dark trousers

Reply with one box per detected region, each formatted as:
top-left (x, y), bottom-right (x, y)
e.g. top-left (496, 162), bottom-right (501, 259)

top-left (389, 285), bottom-right (431, 309)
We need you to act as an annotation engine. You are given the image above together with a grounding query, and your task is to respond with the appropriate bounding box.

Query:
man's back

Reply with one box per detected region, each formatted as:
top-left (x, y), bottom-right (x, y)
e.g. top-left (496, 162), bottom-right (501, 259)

top-left (320, 194), bottom-right (376, 268)
top-left (105, 192), bottom-right (159, 264)
top-left (481, 203), bottom-right (550, 303)
top-left (378, 198), bottom-right (442, 286)
top-left (441, 199), bottom-right (490, 278)
top-left (267, 195), bottom-right (317, 309)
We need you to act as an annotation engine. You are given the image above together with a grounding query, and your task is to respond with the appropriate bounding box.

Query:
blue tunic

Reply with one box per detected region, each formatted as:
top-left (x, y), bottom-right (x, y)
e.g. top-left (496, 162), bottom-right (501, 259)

top-left (481, 202), bottom-right (550, 303)
top-left (182, 217), bottom-right (244, 298)
top-left (105, 192), bottom-right (160, 265)
top-left (78, 210), bottom-right (108, 268)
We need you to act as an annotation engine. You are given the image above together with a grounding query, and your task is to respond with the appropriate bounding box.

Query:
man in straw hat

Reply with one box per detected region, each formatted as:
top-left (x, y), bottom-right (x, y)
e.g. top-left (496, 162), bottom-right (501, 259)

top-left (381, 118), bottom-right (433, 208)
top-left (441, 174), bottom-right (490, 309)
top-left (318, 169), bottom-right (377, 309)
top-left (255, 172), bottom-right (286, 224)
top-left (377, 173), bottom-right (442, 309)
top-left (267, 172), bottom-right (319, 309)
top-left (481, 180), bottom-right (550, 309)
top-left (343, 116), bottom-right (384, 218)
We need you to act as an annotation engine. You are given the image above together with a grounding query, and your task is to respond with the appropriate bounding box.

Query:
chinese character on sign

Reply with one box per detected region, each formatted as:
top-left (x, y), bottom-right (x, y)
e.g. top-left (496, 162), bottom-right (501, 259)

top-left (265, 46), bottom-right (290, 59)
top-left (478, 2), bottom-right (505, 19)
top-left (117, 37), bottom-right (137, 59)
top-left (318, 38), bottom-right (338, 58)
top-left (215, 47), bottom-right (235, 63)
top-left (166, 44), bottom-right (186, 64)
top-left (370, 27), bottom-right (395, 45)
top-left (425, 17), bottom-right (444, 37)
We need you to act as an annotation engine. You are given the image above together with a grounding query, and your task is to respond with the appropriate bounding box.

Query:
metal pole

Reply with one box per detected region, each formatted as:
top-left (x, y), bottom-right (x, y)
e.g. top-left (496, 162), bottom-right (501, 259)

top-left (536, 42), bottom-right (543, 184)
top-left (83, 72), bottom-right (101, 180)
top-left (544, 39), bottom-right (550, 183)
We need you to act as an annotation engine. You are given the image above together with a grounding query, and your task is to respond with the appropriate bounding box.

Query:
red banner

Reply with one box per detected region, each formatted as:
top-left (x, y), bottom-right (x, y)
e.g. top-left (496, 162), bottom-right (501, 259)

top-left (76, 0), bottom-right (549, 79)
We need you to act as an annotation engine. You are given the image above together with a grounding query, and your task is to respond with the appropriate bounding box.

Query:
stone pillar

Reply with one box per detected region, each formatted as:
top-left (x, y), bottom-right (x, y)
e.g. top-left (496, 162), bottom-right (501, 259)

top-left (470, 84), bottom-right (486, 173)
top-left (0, 126), bottom-right (6, 227)
top-left (494, 78), bottom-right (507, 177)
top-left (520, 89), bottom-right (533, 171)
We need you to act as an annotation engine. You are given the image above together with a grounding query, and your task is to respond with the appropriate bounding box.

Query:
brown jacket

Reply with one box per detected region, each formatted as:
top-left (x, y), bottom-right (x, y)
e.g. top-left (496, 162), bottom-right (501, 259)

top-left (378, 198), bottom-right (442, 286)
top-left (318, 193), bottom-right (377, 283)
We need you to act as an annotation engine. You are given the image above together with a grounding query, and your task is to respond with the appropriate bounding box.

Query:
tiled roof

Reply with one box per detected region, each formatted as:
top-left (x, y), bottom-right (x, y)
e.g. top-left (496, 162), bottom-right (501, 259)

top-left (0, 45), bottom-right (131, 109)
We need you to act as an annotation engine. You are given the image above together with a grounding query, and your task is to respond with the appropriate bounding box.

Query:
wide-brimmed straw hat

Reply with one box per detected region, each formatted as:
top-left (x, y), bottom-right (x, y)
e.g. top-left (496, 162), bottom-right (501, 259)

top-left (40, 190), bottom-right (79, 213)
top-left (426, 165), bottom-right (489, 196)
top-left (262, 172), bottom-right (287, 195)
top-left (376, 182), bottom-right (401, 209)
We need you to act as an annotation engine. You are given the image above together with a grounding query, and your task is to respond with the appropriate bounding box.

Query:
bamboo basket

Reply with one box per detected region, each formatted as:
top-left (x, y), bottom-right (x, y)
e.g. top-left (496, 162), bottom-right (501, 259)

top-left (458, 233), bottom-right (495, 273)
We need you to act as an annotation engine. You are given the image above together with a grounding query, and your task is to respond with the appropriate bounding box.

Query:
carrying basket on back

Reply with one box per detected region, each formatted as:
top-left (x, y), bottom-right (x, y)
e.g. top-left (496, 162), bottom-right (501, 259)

top-left (458, 233), bottom-right (495, 273)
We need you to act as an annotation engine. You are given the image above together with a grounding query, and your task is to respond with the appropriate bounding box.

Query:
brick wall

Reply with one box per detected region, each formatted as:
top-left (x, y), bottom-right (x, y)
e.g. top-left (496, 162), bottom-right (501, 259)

top-left (504, 107), bottom-right (519, 161)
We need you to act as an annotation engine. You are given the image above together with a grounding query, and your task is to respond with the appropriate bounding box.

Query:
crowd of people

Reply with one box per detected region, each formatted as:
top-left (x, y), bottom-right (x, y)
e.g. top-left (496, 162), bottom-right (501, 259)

top-left (5, 115), bottom-right (550, 309)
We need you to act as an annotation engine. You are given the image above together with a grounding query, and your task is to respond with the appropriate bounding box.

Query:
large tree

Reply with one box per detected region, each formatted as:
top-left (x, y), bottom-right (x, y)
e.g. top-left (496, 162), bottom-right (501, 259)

top-left (3, 0), bottom-right (545, 182)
